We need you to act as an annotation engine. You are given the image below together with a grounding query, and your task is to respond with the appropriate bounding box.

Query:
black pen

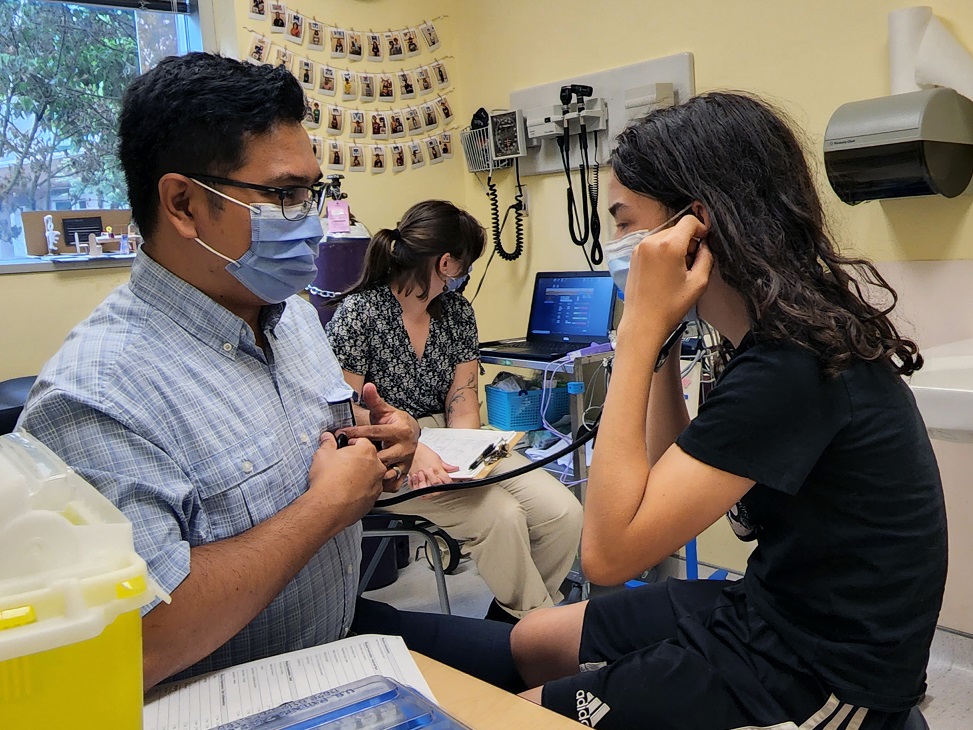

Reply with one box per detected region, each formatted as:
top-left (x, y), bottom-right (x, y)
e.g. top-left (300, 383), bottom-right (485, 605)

top-left (468, 443), bottom-right (498, 472)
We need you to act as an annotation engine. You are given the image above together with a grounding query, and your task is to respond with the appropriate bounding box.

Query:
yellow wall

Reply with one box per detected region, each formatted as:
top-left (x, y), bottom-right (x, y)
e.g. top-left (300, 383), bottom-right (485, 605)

top-left (0, 268), bottom-right (131, 379)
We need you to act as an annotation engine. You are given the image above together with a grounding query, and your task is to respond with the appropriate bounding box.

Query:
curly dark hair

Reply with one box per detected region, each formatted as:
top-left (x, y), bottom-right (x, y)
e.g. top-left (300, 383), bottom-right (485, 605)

top-left (118, 53), bottom-right (306, 238)
top-left (611, 91), bottom-right (922, 377)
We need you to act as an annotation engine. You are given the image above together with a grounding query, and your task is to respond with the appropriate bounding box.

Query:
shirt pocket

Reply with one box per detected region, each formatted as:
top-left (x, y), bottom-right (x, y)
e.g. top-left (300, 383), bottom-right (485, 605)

top-left (190, 429), bottom-right (285, 541)
top-left (318, 379), bottom-right (356, 432)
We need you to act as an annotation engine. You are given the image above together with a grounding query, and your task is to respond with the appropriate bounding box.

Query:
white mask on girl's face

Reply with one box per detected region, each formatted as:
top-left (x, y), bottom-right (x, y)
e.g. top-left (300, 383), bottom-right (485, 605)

top-left (603, 204), bottom-right (693, 300)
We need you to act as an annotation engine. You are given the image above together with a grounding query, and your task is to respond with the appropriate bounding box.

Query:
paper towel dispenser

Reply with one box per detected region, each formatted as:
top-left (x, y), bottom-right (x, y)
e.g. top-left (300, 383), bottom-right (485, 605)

top-left (824, 88), bottom-right (973, 204)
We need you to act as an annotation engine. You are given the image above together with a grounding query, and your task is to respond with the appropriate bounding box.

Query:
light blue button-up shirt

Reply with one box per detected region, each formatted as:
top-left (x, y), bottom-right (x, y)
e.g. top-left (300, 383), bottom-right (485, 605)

top-left (19, 252), bottom-right (360, 681)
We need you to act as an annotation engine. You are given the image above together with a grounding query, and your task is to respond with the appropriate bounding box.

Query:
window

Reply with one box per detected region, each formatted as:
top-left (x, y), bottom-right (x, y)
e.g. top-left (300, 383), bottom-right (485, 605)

top-left (0, 0), bottom-right (203, 261)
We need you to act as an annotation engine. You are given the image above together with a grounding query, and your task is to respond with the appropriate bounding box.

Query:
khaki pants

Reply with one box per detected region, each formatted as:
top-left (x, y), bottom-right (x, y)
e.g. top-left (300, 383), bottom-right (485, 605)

top-left (379, 415), bottom-right (584, 618)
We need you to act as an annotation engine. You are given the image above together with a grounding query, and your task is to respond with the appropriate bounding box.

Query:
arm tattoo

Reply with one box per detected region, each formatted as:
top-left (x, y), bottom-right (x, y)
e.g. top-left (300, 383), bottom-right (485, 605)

top-left (446, 371), bottom-right (478, 426)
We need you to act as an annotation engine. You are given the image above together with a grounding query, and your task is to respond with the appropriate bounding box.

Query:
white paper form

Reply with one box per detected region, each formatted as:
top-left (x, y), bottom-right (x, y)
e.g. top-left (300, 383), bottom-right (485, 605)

top-left (416, 427), bottom-right (518, 480)
top-left (143, 634), bottom-right (435, 730)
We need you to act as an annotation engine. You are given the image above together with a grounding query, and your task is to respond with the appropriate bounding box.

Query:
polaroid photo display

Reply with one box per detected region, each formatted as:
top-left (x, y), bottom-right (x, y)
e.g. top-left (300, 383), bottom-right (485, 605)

top-left (358, 73), bottom-right (376, 102)
top-left (431, 60), bottom-right (449, 89)
top-left (390, 144), bottom-right (406, 173)
top-left (286, 11), bottom-right (304, 44)
top-left (341, 71), bottom-right (357, 101)
top-left (370, 111), bottom-right (389, 140)
top-left (303, 100), bottom-right (322, 129)
top-left (436, 95), bottom-right (454, 124)
top-left (397, 71), bottom-right (416, 100)
top-left (440, 131), bottom-right (453, 159)
top-left (307, 21), bottom-right (325, 51)
top-left (297, 59), bottom-right (314, 89)
top-left (404, 106), bottom-right (422, 134)
top-left (366, 32), bottom-right (382, 62)
top-left (415, 66), bottom-right (433, 95)
top-left (403, 28), bottom-right (421, 58)
top-left (388, 110), bottom-right (406, 139)
top-left (371, 145), bottom-right (386, 174)
top-left (330, 28), bottom-right (346, 58)
top-left (378, 73), bottom-right (395, 102)
top-left (384, 31), bottom-right (404, 61)
top-left (419, 102), bottom-right (439, 131)
top-left (425, 137), bottom-right (444, 165)
top-left (272, 45), bottom-right (293, 72)
top-left (248, 0), bottom-right (266, 21)
top-left (349, 111), bottom-right (366, 139)
top-left (349, 144), bottom-right (366, 172)
top-left (246, 33), bottom-right (268, 65)
top-left (318, 64), bottom-right (336, 96)
top-left (269, 2), bottom-right (286, 33)
top-left (326, 105), bottom-right (343, 135)
top-left (327, 140), bottom-right (345, 171)
top-left (347, 31), bottom-right (363, 61)
top-left (420, 21), bottom-right (441, 52)
top-left (310, 135), bottom-right (324, 164)
top-left (408, 140), bottom-right (426, 169)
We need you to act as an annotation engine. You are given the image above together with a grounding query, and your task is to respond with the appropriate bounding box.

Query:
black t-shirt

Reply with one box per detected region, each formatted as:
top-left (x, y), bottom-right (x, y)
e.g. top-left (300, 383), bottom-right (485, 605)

top-left (325, 286), bottom-right (479, 417)
top-left (675, 334), bottom-right (947, 711)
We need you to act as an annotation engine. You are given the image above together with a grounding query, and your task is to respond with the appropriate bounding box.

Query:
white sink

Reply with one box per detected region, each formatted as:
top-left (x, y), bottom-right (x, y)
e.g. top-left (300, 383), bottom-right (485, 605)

top-left (909, 338), bottom-right (973, 442)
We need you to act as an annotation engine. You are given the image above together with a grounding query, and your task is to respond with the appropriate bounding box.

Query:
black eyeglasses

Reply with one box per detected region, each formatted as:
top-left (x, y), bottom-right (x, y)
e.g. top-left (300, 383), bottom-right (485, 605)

top-left (188, 174), bottom-right (327, 221)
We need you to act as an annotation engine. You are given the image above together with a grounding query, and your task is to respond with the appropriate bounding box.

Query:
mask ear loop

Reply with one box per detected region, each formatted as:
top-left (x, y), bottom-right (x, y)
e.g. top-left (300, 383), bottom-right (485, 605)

top-left (188, 178), bottom-right (260, 267)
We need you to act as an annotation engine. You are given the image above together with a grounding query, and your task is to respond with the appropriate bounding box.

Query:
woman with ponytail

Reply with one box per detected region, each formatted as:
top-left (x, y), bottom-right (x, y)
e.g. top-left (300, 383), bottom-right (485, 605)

top-left (327, 200), bottom-right (583, 624)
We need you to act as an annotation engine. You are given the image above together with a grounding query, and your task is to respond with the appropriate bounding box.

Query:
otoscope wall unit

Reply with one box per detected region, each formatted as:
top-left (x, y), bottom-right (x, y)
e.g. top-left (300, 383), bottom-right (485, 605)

top-left (513, 52), bottom-right (695, 177)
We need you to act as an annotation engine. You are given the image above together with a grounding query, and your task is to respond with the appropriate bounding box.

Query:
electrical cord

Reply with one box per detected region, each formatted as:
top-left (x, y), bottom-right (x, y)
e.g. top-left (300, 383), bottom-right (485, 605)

top-left (587, 133), bottom-right (603, 265)
top-left (487, 170), bottom-right (524, 261)
top-left (377, 422), bottom-right (599, 505)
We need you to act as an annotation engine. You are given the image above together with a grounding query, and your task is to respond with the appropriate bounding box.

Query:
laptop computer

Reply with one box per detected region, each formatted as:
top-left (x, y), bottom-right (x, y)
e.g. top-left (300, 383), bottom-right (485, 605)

top-left (479, 271), bottom-right (617, 362)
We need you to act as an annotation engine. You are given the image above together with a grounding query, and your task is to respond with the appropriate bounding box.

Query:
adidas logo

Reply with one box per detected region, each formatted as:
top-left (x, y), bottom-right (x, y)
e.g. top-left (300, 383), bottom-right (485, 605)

top-left (575, 689), bottom-right (611, 727)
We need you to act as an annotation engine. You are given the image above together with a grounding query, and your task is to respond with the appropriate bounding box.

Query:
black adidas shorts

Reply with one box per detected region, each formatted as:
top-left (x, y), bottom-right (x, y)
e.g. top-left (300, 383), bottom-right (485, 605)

top-left (541, 579), bottom-right (910, 730)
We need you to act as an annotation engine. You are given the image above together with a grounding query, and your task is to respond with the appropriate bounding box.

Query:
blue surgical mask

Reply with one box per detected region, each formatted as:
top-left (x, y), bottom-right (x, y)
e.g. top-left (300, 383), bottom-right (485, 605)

top-left (444, 265), bottom-right (472, 293)
top-left (191, 179), bottom-right (323, 304)
top-left (604, 204), bottom-right (693, 303)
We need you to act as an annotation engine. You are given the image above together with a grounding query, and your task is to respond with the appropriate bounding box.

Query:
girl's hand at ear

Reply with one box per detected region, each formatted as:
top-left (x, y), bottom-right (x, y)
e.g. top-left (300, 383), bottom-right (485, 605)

top-left (619, 215), bottom-right (714, 340)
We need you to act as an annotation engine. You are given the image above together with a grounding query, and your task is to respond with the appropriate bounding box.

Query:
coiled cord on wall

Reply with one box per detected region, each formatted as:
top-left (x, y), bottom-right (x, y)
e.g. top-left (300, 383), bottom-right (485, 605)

top-left (487, 171), bottom-right (523, 261)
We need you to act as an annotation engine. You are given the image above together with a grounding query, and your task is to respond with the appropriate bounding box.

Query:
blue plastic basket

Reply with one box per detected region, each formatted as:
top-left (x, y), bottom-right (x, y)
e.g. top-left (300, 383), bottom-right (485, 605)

top-left (485, 384), bottom-right (570, 431)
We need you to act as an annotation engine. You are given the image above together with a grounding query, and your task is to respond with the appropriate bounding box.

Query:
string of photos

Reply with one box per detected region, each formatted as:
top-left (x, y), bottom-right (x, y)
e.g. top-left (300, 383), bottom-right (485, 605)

top-left (242, 6), bottom-right (457, 174)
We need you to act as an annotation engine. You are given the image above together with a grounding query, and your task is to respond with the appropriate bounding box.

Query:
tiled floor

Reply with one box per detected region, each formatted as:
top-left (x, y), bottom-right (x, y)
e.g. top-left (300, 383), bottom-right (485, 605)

top-left (365, 544), bottom-right (973, 728)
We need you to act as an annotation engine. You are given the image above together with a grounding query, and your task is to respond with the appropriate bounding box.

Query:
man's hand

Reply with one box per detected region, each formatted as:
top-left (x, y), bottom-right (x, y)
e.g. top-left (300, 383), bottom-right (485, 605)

top-left (307, 432), bottom-right (385, 525)
top-left (338, 383), bottom-right (419, 489)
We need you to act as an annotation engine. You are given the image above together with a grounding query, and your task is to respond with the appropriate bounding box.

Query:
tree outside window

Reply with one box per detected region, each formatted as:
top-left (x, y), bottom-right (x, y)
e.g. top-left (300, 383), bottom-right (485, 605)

top-left (0, 1), bottom-right (196, 258)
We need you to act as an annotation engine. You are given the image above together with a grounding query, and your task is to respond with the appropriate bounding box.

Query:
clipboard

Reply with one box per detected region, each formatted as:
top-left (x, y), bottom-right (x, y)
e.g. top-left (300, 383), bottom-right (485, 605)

top-left (417, 428), bottom-right (523, 480)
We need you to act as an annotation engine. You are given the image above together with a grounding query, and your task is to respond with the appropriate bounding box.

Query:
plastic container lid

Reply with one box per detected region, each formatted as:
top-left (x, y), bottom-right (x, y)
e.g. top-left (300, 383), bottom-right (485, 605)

top-left (0, 431), bottom-right (166, 662)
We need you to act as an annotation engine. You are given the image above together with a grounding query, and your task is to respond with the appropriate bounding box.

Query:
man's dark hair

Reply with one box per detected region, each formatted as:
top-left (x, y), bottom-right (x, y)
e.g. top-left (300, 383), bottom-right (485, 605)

top-left (611, 91), bottom-right (921, 378)
top-left (118, 53), bottom-right (306, 238)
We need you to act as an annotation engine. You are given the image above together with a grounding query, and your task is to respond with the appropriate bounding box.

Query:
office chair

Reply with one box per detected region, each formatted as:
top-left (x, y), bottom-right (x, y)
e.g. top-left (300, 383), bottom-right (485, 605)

top-left (360, 512), bottom-right (456, 614)
top-left (0, 376), bottom-right (36, 435)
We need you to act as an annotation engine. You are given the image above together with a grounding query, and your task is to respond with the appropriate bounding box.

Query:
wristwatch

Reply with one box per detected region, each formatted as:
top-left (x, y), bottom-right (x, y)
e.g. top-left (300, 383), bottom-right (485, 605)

top-left (654, 322), bottom-right (689, 372)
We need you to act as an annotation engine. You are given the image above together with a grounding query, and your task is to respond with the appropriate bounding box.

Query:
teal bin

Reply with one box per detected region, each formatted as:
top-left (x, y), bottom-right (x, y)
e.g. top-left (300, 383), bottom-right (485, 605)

top-left (485, 384), bottom-right (570, 431)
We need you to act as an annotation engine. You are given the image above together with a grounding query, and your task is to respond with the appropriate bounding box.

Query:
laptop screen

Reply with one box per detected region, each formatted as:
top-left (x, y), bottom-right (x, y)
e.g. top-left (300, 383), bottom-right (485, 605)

top-left (526, 272), bottom-right (616, 343)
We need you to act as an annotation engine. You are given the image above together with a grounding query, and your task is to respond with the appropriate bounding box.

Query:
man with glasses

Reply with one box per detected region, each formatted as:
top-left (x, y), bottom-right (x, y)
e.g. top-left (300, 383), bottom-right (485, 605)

top-left (18, 53), bottom-right (523, 692)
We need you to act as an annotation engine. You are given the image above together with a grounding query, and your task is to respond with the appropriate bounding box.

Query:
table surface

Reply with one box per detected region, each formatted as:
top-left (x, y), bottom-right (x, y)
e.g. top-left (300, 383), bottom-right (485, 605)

top-left (412, 652), bottom-right (581, 729)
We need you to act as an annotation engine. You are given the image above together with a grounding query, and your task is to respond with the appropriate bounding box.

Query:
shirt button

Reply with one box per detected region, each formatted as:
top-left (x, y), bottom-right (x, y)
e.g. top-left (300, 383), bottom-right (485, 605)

top-left (222, 343), bottom-right (232, 352)
top-left (300, 433), bottom-right (309, 444)
top-left (346, 564), bottom-right (353, 575)
top-left (242, 460), bottom-right (253, 473)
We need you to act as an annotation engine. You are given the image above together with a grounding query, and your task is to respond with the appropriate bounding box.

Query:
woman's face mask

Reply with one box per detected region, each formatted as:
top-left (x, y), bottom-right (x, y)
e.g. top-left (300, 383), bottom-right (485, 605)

top-left (190, 179), bottom-right (323, 304)
top-left (444, 264), bottom-right (472, 293)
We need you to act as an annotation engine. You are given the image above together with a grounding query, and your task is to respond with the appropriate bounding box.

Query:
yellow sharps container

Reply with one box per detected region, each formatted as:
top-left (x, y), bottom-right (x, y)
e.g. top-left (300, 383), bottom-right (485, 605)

top-left (0, 432), bottom-right (164, 729)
